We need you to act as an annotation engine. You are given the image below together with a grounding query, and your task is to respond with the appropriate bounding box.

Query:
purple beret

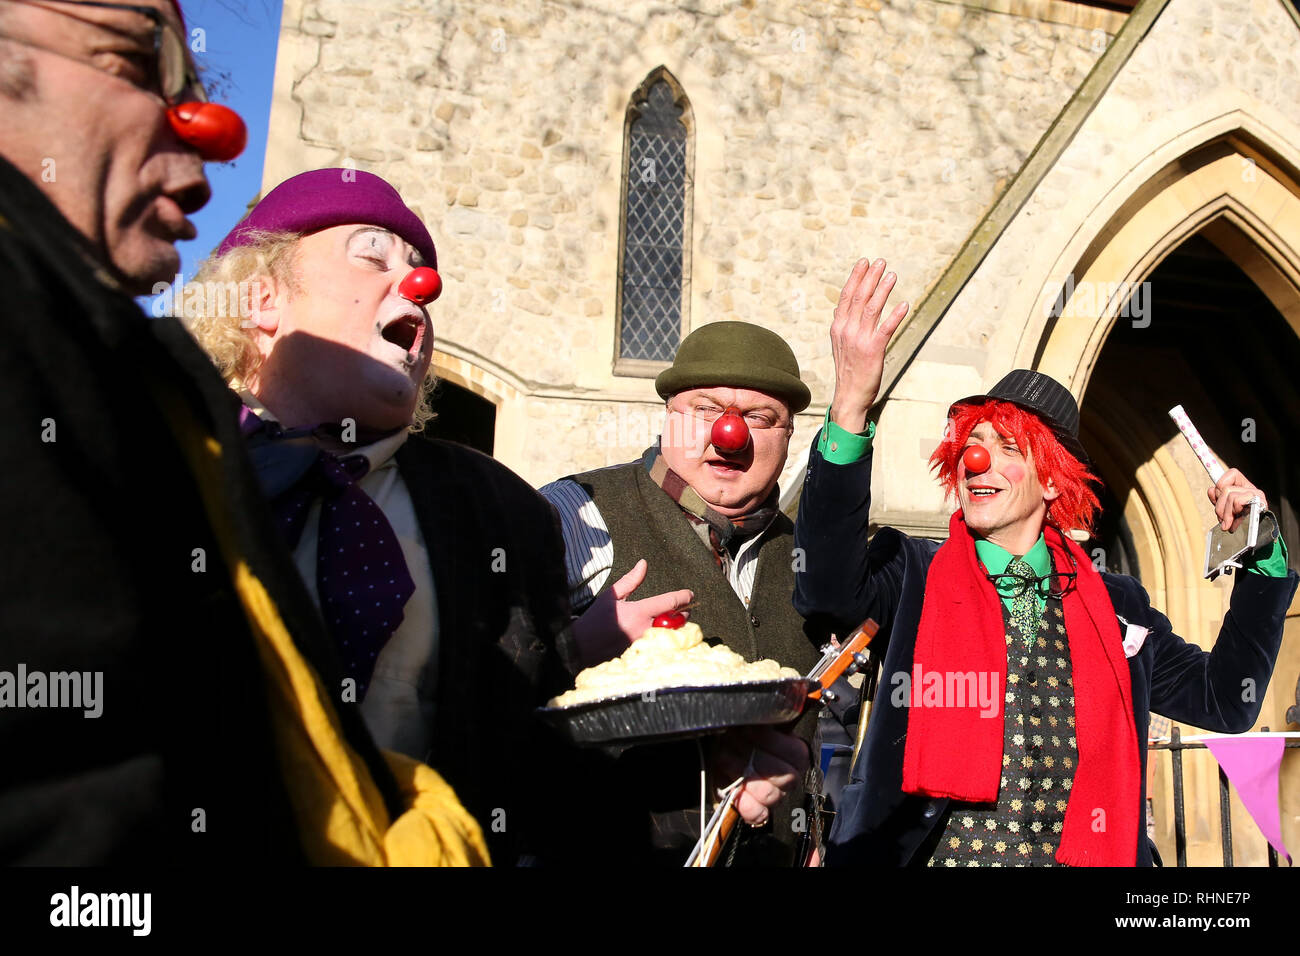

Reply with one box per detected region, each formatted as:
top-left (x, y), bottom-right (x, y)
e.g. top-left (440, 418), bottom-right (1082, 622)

top-left (216, 168), bottom-right (437, 268)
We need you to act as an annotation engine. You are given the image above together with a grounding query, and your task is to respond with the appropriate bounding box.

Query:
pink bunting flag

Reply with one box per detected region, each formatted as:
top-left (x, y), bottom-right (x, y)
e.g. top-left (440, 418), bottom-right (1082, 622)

top-left (1202, 735), bottom-right (1291, 864)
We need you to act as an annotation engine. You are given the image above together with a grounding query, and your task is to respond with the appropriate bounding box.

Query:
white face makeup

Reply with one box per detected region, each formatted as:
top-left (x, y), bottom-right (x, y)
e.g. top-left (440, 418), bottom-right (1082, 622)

top-left (248, 224), bottom-right (433, 432)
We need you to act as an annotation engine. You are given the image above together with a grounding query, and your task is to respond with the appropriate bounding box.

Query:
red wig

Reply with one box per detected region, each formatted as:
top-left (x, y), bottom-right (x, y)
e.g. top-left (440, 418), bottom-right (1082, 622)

top-left (929, 399), bottom-right (1102, 535)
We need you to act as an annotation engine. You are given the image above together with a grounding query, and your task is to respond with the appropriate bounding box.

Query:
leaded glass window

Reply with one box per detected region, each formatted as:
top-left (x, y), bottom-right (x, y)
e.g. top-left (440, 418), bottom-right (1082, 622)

top-left (616, 69), bottom-right (692, 373)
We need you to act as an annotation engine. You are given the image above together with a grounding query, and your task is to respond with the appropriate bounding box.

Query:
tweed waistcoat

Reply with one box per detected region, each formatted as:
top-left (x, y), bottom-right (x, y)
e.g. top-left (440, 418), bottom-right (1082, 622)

top-left (572, 462), bottom-right (817, 671)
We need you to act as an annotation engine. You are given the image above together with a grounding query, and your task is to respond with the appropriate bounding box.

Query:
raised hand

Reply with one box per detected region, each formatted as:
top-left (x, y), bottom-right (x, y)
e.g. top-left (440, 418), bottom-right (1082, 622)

top-left (829, 258), bottom-right (910, 434)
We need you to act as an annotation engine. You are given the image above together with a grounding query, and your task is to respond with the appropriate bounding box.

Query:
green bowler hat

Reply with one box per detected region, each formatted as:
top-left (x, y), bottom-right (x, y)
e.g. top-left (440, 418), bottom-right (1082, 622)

top-left (655, 321), bottom-right (811, 413)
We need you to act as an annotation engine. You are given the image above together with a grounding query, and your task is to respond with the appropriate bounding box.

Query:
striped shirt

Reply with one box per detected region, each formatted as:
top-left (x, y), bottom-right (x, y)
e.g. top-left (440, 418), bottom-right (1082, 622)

top-left (540, 477), bottom-right (765, 613)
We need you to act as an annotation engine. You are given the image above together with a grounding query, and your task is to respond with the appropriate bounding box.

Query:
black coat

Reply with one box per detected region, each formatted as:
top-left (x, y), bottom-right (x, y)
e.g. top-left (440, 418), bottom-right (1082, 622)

top-left (390, 435), bottom-right (578, 864)
top-left (0, 157), bottom-right (400, 863)
top-left (793, 438), bottom-right (1298, 867)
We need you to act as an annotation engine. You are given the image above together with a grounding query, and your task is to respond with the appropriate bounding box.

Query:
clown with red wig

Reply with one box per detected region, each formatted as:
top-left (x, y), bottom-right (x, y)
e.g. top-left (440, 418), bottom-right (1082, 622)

top-left (794, 258), bottom-right (1297, 867)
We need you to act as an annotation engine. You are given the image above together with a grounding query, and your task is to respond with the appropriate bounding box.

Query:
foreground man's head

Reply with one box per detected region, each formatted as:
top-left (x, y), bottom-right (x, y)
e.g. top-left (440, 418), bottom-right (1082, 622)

top-left (0, 0), bottom-right (246, 295)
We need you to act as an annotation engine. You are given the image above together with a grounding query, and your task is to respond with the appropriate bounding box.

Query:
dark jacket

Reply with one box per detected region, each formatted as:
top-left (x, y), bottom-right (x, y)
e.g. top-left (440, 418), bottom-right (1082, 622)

top-left (390, 436), bottom-right (578, 865)
top-left (0, 157), bottom-right (400, 864)
top-left (793, 438), bottom-right (1298, 867)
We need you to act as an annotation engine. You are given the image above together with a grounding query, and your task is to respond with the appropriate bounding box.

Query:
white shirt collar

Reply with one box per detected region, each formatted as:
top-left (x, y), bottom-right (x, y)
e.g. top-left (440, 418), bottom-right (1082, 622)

top-left (234, 383), bottom-right (410, 473)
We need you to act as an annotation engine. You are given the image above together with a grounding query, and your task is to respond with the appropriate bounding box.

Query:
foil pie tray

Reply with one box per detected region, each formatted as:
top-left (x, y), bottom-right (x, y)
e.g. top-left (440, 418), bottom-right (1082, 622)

top-left (537, 678), bottom-right (813, 748)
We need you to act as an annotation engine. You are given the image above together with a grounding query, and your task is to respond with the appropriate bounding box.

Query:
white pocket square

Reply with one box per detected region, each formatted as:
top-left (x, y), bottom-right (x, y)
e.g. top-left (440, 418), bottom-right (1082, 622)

top-left (1117, 615), bottom-right (1149, 658)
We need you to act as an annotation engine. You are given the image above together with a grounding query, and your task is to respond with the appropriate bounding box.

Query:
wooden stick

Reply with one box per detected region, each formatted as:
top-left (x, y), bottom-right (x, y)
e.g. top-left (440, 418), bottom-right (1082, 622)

top-left (698, 804), bottom-right (741, 867)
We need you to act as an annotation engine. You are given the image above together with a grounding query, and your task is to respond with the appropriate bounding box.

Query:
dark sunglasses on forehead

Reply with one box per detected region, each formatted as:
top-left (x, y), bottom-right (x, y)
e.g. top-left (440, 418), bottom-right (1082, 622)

top-left (18, 0), bottom-right (206, 105)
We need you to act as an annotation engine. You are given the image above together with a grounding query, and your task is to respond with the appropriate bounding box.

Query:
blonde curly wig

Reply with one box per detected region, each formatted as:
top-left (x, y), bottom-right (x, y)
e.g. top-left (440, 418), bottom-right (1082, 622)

top-left (184, 229), bottom-right (438, 431)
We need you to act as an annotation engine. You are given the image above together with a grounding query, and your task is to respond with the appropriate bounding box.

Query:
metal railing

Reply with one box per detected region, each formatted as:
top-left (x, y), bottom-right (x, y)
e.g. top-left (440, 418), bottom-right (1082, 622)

top-left (1149, 726), bottom-right (1298, 867)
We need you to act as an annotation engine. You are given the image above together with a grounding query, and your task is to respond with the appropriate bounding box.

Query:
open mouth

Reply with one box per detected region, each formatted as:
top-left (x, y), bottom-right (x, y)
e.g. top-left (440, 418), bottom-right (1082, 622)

top-left (381, 315), bottom-right (423, 355)
top-left (706, 458), bottom-right (745, 475)
top-left (968, 486), bottom-right (1002, 499)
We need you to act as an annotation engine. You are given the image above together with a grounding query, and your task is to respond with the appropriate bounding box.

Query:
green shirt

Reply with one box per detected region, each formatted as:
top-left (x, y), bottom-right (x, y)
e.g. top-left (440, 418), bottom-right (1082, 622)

top-left (814, 409), bottom-right (1289, 577)
top-left (975, 534), bottom-right (1051, 614)
top-left (816, 409), bottom-right (875, 464)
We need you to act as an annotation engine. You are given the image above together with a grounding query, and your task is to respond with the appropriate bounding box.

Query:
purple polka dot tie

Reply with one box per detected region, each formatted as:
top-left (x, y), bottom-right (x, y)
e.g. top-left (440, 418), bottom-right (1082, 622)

top-left (272, 451), bottom-right (415, 698)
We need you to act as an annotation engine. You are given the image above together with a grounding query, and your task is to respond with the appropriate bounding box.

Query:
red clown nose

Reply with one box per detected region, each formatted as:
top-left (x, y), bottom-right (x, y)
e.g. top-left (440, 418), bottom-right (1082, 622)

top-left (398, 267), bottom-right (442, 306)
top-left (710, 408), bottom-right (750, 453)
top-left (167, 102), bottom-right (247, 162)
top-left (962, 444), bottom-right (991, 475)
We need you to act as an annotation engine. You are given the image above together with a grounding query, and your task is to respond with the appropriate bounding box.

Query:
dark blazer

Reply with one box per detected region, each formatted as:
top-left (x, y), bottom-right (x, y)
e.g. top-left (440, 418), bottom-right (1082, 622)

top-left (0, 157), bottom-right (400, 864)
top-left (793, 438), bottom-right (1298, 867)
top-left (389, 436), bottom-right (578, 865)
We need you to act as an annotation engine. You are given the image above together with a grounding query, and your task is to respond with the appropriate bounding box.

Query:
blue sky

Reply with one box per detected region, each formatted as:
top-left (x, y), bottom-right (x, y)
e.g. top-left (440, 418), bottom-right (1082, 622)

top-left (162, 0), bottom-right (284, 287)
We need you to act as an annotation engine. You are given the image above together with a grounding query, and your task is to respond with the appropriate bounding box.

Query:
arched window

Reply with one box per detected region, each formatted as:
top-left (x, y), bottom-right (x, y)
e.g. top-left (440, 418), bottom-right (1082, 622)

top-left (615, 67), bottom-right (693, 375)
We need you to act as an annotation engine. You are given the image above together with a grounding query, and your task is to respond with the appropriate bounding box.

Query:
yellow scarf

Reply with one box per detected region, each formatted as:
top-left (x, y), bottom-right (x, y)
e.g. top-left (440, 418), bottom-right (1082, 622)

top-left (152, 376), bottom-right (488, 866)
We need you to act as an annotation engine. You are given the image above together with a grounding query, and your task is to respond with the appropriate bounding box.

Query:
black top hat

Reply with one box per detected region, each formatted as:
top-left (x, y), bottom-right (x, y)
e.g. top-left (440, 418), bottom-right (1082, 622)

top-left (949, 369), bottom-right (1089, 464)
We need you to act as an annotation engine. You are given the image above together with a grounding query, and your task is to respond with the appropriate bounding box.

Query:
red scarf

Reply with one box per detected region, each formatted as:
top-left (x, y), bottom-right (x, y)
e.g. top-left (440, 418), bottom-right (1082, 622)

top-left (901, 512), bottom-right (1140, 866)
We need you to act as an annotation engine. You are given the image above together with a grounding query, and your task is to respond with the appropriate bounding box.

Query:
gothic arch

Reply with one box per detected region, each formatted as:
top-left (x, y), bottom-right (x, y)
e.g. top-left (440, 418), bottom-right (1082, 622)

top-left (1028, 131), bottom-right (1300, 612)
top-left (1021, 120), bottom-right (1300, 383)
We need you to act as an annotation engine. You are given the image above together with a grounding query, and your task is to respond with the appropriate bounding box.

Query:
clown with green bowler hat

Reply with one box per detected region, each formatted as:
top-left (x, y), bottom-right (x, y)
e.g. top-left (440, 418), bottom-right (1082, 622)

top-left (542, 320), bottom-right (836, 867)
